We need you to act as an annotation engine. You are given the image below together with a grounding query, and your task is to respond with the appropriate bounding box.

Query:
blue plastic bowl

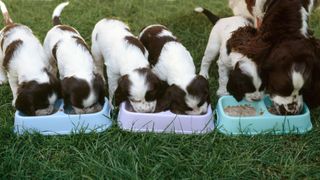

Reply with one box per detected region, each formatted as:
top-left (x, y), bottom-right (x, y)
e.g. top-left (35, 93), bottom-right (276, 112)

top-left (216, 96), bottom-right (312, 135)
top-left (14, 98), bottom-right (112, 135)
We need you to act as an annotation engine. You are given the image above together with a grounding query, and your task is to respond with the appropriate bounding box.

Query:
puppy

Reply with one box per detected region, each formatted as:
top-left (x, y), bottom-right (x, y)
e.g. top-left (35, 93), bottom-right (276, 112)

top-left (43, 2), bottom-right (105, 114)
top-left (139, 25), bottom-right (210, 115)
top-left (91, 19), bottom-right (164, 113)
top-left (0, 1), bottom-right (60, 116)
top-left (229, 0), bottom-right (319, 115)
top-left (196, 7), bottom-right (264, 102)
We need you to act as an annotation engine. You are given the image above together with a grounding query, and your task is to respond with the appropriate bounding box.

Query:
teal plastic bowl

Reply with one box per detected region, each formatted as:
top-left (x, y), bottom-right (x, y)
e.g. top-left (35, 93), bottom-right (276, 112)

top-left (216, 96), bottom-right (312, 135)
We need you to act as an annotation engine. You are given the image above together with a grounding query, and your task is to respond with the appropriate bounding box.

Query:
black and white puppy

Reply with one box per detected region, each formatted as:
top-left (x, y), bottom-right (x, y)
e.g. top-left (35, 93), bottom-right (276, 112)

top-left (91, 19), bottom-right (164, 113)
top-left (196, 7), bottom-right (264, 102)
top-left (0, 1), bottom-right (60, 116)
top-left (43, 2), bottom-right (105, 114)
top-left (139, 25), bottom-right (210, 115)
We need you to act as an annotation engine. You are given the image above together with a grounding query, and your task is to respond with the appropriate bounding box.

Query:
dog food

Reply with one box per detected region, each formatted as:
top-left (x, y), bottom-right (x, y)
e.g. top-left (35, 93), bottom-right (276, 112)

top-left (224, 105), bottom-right (257, 116)
top-left (267, 105), bottom-right (279, 115)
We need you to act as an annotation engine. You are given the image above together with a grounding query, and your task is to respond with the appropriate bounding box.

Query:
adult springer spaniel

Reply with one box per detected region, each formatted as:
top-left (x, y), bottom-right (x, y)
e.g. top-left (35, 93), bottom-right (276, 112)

top-left (139, 25), bottom-right (210, 115)
top-left (43, 2), bottom-right (105, 114)
top-left (0, 1), bottom-right (60, 116)
top-left (91, 19), bottom-right (164, 113)
top-left (195, 7), bottom-right (264, 102)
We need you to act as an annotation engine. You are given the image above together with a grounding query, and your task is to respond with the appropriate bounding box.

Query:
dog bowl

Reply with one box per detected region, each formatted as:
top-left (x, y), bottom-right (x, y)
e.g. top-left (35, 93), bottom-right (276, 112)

top-left (14, 98), bottom-right (112, 135)
top-left (117, 102), bottom-right (214, 134)
top-left (216, 96), bottom-right (312, 135)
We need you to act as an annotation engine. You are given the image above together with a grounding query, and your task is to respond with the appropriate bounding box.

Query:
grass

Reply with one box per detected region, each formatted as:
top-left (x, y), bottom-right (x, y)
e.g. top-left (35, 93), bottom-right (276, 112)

top-left (0, 0), bottom-right (320, 178)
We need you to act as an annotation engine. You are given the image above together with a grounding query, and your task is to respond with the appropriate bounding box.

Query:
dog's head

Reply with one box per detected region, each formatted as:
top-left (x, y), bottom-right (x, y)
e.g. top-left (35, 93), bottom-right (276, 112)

top-left (156, 75), bottom-right (210, 115)
top-left (61, 74), bottom-right (105, 114)
top-left (262, 39), bottom-right (316, 115)
top-left (227, 57), bottom-right (264, 102)
top-left (115, 68), bottom-right (165, 113)
top-left (15, 71), bottom-right (61, 116)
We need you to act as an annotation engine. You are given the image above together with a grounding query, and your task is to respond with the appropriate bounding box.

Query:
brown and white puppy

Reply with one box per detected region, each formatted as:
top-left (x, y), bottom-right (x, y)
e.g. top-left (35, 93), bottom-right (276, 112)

top-left (0, 1), bottom-right (60, 116)
top-left (139, 25), bottom-right (210, 115)
top-left (91, 19), bottom-right (164, 113)
top-left (232, 0), bottom-right (319, 115)
top-left (196, 7), bottom-right (264, 102)
top-left (43, 2), bottom-right (105, 114)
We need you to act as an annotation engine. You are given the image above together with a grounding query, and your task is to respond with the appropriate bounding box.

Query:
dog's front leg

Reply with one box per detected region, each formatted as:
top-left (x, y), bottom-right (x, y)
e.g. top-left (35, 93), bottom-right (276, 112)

top-left (107, 70), bottom-right (120, 109)
top-left (0, 64), bottom-right (7, 85)
top-left (7, 73), bottom-right (18, 106)
top-left (217, 59), bottom-right (230, 97)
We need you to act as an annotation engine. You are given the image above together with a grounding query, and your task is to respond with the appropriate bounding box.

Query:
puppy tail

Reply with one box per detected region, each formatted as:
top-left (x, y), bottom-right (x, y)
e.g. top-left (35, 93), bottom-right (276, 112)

top-left (194, 7), bottom-right (219, 25)
top-left (0, 1), bottom-right (13, 25)
top-left (52, 1), bottom-right (69, 26)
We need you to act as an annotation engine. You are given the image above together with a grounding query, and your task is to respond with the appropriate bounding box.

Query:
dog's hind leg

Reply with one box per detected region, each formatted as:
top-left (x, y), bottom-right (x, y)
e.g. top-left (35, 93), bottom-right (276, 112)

top-left (199, 29), bottom-right (220, 79)
top-left (0, 64), bottom-right (7, 85)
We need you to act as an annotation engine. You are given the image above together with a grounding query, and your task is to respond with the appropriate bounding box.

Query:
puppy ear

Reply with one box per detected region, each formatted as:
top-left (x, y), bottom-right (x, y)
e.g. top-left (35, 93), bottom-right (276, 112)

top-left (156, 84), bottom-right (189, 114)
top-left (292, 62), bottom-right (311, 80)
top-left (93, 73), bottom-right (106, 105)
top-left (187, 75), bottom-right (210, 104)
top-left (155, 84), bottom-right (182, 112)
top-left (114, 75), bottom-right (131, 106)
top-left (227, 63), bottom-right (247, 102)
top-left (47, 70), bottom-right (61, 98)
top-left (15, 89), bottom-right (35, 116)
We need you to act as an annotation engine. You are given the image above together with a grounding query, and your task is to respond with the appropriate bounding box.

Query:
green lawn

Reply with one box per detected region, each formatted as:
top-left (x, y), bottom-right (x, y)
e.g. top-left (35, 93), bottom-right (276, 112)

top-left (1, 0), bottom-right (320, 178)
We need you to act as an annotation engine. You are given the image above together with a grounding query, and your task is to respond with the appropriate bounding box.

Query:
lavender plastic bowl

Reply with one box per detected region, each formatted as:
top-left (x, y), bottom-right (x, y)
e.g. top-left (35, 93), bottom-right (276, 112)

top-left (14, 98), bottom-right (112, 135)
top-left (117, 102), bottom-right (214, 134)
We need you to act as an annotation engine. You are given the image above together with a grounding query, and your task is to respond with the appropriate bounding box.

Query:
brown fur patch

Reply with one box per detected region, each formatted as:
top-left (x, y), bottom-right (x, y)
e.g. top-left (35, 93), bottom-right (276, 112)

top-left (139, 25), bottom-right (177, 66)
top-left (245, 0), bottom-right (256, 15)
top-left (187, 75), bottom-right (210, 106)
top-left (15, 70), bottom-right (61, 116)
top-left (53, 16), bottom-right (61, 26)
top-left (114, 75), bottom-right (131, 106)
top-left (61, 77), bottom-right (90, 109)
top-left (72, 35), bottom-right (91, 53)
top-left (155, 84), bottom-right (191, 114)
top-left (52, 42), bottom-right (59, 61)
top-left (3, 39), bottom-right (23, 70)
top-left (125, 36), bottom-right (146, 54)
top-left (57, 25), bottom-right (78, 34)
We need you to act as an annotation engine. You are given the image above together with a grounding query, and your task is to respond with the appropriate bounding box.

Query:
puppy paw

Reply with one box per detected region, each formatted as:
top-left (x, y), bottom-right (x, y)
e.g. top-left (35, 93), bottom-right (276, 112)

top-left (108, 100), bottom-right (115, 109)
top-left (217, 89), bottom-right (229, 97)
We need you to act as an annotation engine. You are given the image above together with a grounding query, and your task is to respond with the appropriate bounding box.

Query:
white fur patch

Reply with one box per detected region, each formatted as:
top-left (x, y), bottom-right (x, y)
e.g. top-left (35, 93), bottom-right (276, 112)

top-left (157, 29), bottom-right (175, 38)
top-left (270, 71), bottom-right (305, 114)
top-left (300, 7), bottom-right (309, 37)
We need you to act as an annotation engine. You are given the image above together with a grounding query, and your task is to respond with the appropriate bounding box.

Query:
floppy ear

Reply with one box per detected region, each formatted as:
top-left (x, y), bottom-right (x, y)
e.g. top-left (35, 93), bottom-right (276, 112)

top-left (155, 85), bottom-right (174, 112)
top-left (292, 62), bottom-right (311, 81)
top-left (114, 75), bottom-right (131, 106)
top-left (187, 75), bottom-right (210, 104)
top-left (227, 62), bottom-right (247, 101)
top-left (93, 73), bottom-right (106, 106)
top-left (155, 84), bottom-right (185, 112)
top-left (15, 89), bottom-right (35, 116)
top-left (46, 70), bottom-right (61, 98)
